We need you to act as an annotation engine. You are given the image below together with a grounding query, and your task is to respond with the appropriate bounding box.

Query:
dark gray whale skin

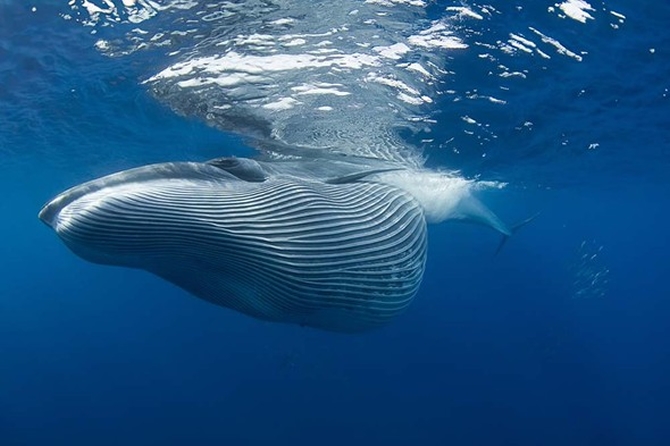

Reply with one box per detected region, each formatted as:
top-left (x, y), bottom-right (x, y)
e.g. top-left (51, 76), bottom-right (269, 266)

top-left (39, 157), bottom-right (427, 333)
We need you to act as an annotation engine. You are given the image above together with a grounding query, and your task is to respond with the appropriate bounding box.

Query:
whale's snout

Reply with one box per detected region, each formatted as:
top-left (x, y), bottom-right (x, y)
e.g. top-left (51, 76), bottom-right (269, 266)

top-left (39, 190), bottom-right (73, 230)
top-left (38, 198), bottom-right (58, 229)
top-left (37, 181), bottom-right (133, 266)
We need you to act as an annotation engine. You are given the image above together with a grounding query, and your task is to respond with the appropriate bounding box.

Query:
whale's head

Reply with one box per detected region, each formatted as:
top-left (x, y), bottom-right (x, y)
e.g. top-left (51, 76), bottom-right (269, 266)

top-left (39, 159), bottom-right (428, 332)
top-left (39, 162), bottom-right (247, 267)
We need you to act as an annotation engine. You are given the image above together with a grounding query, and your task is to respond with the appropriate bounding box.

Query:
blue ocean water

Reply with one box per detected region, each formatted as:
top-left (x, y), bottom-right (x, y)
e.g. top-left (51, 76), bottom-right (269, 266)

top-left (1, 1), bottom-right (669, 445)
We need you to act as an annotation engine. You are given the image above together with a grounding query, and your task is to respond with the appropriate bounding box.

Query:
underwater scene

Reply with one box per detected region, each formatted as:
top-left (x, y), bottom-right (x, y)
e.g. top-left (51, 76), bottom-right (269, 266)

top-left (1, 0), bottom-right (669, 444)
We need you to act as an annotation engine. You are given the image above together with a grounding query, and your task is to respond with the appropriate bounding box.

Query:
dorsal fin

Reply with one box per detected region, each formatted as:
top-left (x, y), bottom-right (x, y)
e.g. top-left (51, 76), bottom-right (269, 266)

top-left (325, 168), bottom-right (404, 185)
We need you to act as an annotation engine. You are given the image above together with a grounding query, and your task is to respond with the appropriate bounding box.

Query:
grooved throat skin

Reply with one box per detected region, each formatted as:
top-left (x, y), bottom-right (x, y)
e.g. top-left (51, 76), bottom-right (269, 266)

top-left (40, 161), bottom-right (428, 333)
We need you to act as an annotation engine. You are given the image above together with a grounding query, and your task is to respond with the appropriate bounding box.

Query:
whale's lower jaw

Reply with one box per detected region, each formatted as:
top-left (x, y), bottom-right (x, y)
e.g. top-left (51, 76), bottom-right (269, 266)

top-left (41, 163), bottom-right (427, 333)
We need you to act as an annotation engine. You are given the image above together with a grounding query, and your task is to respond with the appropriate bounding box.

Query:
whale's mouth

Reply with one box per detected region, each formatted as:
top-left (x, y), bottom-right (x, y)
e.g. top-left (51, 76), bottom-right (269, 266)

top-left (38, 162), bottom-right (241, 229)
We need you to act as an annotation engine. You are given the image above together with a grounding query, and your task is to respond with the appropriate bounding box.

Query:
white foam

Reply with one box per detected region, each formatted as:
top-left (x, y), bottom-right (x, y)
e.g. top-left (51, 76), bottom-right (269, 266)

top-left (94, 39), bottom-right (110, 51)
top-left (365, 0), bottom-right (426, 7)
top-left (365, 73), bottom-right (419, 95)
top-left (510, 34), bottom-right (536, 48)
top-left (467, 93), bottom-right (506, 105)
top-left (375, 170), bottom-right (476, 224)
top-left (508, 39), bottom-right (534, 54)
top-left (536, 48), bottom-right (551, 59)
top-left (147, 51), bottom-right (381, 85)
top-left (292, 84), bottom-right (350, 96)
top-left (81, 0), bottom-right (114, 15)
top-left (373, 42), bottom-right (411, 60)
top-left (405, 62), bottom-right (431, 77)
top-left (262, 97), bottom-right (301, 110)
top-left (557, 0), bottom-right (594, 23)
top-left (529, 27), bottom-right (583, 61)
top-left (269, 18), bottom-right (295, 26)
top-left (446, 6), bottom-right (484, 20)
top-left (408, 22), bottom-right (468, 50)
top-left (282, 38), bottom-right (307, 47)
top-left (365, 73), bottom-right (430, 105)
top-left (79, 0), bottom-right (199, 26)
top-left (499, 71), bottom-right (527, 79)
top-left (395, 93), bottom-right (423, 105)
top-left (233, 34), bottom-right (275, 47)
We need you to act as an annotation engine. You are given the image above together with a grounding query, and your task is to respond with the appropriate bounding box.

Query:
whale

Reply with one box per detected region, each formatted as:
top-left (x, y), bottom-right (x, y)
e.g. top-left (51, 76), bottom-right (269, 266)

top-left (39, 157), bottom-right (524, 333)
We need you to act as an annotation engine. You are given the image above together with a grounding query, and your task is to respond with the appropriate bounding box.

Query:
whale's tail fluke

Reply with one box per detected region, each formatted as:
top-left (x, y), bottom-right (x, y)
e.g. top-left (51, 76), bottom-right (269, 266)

top-left (494, 212), bottom-right (541, 256)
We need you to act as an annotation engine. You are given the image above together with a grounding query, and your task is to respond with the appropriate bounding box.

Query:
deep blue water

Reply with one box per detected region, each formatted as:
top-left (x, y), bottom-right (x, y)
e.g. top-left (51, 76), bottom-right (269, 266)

top-left (2, 1), bottom-right (670, 445)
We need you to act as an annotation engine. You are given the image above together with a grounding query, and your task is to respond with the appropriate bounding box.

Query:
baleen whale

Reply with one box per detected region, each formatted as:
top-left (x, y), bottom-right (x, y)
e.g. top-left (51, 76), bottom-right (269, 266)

top-left (39, 157), bottom-right (523, 332)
